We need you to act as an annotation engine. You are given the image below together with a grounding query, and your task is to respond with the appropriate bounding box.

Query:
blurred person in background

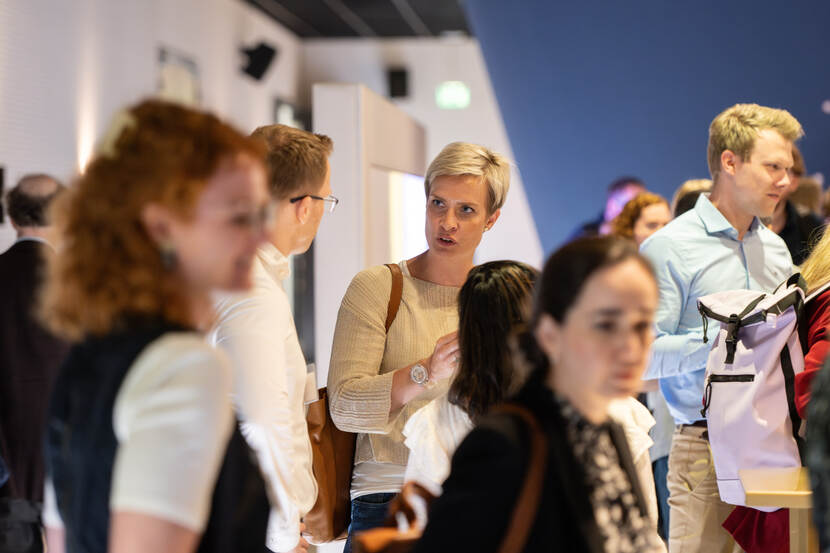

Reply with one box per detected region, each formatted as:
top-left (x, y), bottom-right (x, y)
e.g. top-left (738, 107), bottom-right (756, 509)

top-left (41, 100), bottom-right (272, 553)
top-left (569, 176), bottom-right (646, 239)
top-left (790, 176), bottom-right (823, 218)
top-left (769, 145), bottom-right (823, 265)
top-left (209, 124), bottom-right (335, 553)
top-left (671, 179), bottom-right (712, 218)
top-left (0, 174), bottom-right (68, 553)
top-left (327, 142), bottom-right (510, 553)
top-left (610, 192), bottom-right (672, 247)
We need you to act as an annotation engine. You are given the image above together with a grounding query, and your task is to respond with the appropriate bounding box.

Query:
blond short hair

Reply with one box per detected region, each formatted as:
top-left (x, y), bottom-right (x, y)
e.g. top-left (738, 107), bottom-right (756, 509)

top-left (707, 103), bottom-right (803, 183)
top-left (424, 142), bottom-right (510, 214)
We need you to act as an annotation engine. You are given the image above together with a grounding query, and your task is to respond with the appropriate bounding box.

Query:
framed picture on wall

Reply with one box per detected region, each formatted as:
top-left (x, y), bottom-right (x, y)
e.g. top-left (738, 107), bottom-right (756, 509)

top-left (157, 47), bottom-right (201, 106)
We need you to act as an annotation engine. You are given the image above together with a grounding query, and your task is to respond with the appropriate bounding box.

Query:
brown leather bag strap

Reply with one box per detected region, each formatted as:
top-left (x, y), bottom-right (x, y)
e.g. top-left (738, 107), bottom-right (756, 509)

top-left (493, 404), bottom-right (548, 553)
top-left (384, 263), bottom-right (403, 332)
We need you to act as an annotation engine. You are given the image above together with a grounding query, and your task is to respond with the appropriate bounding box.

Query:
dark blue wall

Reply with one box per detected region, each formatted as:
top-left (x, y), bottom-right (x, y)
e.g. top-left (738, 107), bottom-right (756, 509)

top-left (465, 0), bottom-right (830, 251)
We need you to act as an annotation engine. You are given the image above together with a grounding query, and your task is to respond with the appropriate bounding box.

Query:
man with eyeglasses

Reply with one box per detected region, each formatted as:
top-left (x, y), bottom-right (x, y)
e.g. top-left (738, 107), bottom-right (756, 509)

top-left (209, 124), bottom-right (335, 553)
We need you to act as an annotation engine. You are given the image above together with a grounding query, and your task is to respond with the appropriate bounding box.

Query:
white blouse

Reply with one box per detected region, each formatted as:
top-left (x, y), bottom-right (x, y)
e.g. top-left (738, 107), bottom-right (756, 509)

top-left (403, 394), bottom-right (658, 525)
top-left (44, 333), bottom-right (235, 532)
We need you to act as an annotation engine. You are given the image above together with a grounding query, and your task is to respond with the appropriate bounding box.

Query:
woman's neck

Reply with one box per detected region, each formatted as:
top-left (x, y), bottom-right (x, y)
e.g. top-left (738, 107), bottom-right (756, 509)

top-left (185, 290), bottom-right (214, 331)
top-left (550, 370), bottom-right (609, 424)
top-left (407, 249), bottom-right (473, 287)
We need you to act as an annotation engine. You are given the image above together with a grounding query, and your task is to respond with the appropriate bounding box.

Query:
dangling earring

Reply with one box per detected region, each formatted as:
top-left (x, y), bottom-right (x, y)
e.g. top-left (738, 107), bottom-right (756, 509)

top-left (160, 241), bottom-right (177, 270)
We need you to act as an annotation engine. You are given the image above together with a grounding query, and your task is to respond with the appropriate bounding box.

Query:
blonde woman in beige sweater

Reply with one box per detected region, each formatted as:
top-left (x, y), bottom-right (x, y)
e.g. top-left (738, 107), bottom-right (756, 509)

top-left (327, 142), bottom-right (510, 552)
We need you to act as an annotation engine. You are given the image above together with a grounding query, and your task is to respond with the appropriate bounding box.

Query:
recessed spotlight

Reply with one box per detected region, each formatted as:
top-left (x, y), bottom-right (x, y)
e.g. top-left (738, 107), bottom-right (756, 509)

top-left (822, 100), bottom-right (830, 114)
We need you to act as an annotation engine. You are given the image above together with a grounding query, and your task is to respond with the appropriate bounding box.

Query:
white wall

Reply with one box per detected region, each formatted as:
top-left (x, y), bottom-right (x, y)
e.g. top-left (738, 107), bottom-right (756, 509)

top-left (312, 83), bottom-right (426, 388)
top-left (0, 0), bottom-right (301, 251)
top-left (302, 37), bottom-right (544, 269)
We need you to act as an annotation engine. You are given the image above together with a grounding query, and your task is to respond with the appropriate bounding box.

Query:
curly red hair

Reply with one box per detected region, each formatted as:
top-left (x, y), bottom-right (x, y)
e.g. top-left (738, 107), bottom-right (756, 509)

top-left (41, 100), bottom-right (265, 340)
top-left (610, 192), bottom-right (668, 240)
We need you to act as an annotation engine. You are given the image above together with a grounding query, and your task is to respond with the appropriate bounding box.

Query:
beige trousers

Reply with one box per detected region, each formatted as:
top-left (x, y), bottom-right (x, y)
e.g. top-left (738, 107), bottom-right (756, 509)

top-left (667, 428), bottom-right (743, 553)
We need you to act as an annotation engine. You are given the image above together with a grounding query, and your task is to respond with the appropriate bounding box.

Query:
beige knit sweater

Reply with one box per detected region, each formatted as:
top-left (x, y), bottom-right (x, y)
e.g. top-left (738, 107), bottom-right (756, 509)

top-left (327, 260), bottom-right (459, 466)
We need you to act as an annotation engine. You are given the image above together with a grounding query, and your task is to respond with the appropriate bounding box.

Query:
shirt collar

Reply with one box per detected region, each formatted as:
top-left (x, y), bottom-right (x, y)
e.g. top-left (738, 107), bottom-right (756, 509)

top-left (694, 193), bottom-right (761, 239)
top-left (257, 242), bottom-right (291, 281)
top-left (14, 236), bottom-right (53, 249)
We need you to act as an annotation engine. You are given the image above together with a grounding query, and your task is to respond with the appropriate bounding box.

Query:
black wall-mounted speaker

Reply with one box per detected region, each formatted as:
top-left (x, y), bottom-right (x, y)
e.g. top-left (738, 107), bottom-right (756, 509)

top-left (387, 68), bottom-right (408, 98)
top-left (241, 42), bottom-right (277, 81)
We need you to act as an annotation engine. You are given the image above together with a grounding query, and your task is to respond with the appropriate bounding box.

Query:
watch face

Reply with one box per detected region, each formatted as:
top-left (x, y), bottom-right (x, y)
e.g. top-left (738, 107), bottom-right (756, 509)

top-left (411, 363), bottom-right (428, 385)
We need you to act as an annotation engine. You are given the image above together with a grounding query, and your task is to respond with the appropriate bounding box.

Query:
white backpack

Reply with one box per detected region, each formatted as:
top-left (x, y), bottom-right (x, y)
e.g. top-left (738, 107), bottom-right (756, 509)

top-left (697, 274), bottom-right (830, 509)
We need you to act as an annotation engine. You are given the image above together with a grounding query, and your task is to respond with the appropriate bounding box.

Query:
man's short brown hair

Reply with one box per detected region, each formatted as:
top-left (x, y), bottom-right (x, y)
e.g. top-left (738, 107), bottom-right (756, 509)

top-left (250, 124), bottom-right (333, 200)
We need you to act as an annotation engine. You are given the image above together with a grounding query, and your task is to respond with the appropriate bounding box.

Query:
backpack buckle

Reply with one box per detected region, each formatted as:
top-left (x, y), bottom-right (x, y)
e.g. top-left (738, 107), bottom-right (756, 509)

top-left (724, 314), bottom-right (740, 364)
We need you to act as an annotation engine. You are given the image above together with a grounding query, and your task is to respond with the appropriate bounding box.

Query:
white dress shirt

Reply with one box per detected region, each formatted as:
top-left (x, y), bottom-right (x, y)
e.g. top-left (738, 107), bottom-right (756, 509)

top-left (210, 244), bottom-right (317, 552)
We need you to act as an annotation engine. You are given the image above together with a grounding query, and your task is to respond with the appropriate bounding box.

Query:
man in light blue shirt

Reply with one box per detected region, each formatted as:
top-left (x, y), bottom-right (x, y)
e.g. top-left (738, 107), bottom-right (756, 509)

top-left (640, 103), bottom-right (800, 553)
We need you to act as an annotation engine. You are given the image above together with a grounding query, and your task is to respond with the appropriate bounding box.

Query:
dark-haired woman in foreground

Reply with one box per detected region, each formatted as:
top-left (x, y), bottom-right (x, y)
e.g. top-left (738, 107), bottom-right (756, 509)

top-left (412, 236), bottom-right (665, 553)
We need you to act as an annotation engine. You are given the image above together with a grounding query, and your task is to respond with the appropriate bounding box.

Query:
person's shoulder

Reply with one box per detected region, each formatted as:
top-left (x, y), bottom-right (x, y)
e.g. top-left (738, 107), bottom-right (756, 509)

top-left (342, 264), bottom-right (395, 307)
top-left (350, 264), bottom-right (395, 287)
top-left (757, 223), bottom-right (793, 259)
top-left (643, 210), bottom-right (702, 250)
top-left (133, 332), bottom-right (230, 388)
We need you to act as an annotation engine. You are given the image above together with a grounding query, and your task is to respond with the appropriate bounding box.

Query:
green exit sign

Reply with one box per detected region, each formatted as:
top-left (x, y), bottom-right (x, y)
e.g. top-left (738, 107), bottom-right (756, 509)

top-left (435, 81), bottom-right (471, 110)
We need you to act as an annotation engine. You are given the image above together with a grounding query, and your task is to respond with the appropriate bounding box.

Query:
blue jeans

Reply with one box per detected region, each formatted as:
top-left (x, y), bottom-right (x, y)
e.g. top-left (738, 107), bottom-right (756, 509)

top-left (653, 455), bottom-right (670, 540)
top-left (343, 493), bottom-right (397, 553)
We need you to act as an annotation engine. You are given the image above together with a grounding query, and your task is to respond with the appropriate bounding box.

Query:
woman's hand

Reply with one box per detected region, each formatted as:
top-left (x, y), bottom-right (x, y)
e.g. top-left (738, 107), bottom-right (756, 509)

top-left (426, 331), bottom-right (459, 382)
top-left (390, 330), bottom-right (459, 412)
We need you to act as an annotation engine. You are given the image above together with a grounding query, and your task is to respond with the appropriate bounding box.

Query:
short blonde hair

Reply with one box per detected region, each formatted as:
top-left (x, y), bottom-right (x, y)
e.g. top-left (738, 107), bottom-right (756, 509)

top-left (424, 142), bottom-right (510, 214)
top-left (671, 179), bottom-right (712, 215)
top-left (708, 103), bottom-right (803, 183)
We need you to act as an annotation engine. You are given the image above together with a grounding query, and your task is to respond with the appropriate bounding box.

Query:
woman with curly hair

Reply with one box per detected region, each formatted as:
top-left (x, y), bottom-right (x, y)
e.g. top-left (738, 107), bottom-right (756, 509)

top-left (611, 192), bottom-right (672, 247)
top-left (41, 100), bottom-right (273, 553)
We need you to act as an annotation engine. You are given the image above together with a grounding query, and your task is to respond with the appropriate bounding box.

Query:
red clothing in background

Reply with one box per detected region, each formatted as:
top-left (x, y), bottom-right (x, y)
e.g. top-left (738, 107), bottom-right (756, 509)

top-left (723, 288), bottom-right (830, 553)
top-left (795, 289), bottom-right (830, 419)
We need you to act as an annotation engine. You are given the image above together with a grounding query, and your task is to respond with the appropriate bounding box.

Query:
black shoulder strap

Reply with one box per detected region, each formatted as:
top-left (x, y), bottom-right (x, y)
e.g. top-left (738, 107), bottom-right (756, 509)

top-left (384, 263), bottom-right (403, 333)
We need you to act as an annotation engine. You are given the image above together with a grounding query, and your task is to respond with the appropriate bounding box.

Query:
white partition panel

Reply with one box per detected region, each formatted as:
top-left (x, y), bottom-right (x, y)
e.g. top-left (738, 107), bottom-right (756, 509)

top-left (312, 84), bottom-right (426, 387)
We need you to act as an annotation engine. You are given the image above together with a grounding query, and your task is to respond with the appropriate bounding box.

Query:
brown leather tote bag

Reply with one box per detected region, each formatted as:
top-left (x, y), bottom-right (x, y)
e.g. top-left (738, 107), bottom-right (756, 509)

top-left (304, 263), bottom-right (403, 542)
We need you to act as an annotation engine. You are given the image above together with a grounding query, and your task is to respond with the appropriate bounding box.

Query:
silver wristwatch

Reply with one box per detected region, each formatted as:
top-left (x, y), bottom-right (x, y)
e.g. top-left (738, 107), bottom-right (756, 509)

top-left (410, 362), bottom-right (429, 386)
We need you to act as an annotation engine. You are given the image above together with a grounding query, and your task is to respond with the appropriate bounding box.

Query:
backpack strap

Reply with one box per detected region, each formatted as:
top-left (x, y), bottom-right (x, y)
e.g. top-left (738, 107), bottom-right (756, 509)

top-left (806, 279), bottom-right (830, 304)
top-left (384, 263), bottom-right (403, 332)
top-left (492, 404), bottom-right (548, 553)
top-left (780, 344), bottom-right (807, 462)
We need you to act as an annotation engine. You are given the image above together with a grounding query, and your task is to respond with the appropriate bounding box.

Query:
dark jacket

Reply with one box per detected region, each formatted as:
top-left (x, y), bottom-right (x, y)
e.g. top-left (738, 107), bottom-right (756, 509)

top-left (45, 321), bottom-right (269, 553)
top-left (412, 374), bottom-right (650, 553)
top-left (0, 240), bottom-right (68, 502)
top-left (778, 201), bottom-right (824, 266)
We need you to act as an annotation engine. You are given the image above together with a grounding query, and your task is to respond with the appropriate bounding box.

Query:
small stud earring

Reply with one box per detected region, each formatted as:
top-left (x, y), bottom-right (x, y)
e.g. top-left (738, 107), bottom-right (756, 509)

top-left (160, 241), bottom-right (178, 270)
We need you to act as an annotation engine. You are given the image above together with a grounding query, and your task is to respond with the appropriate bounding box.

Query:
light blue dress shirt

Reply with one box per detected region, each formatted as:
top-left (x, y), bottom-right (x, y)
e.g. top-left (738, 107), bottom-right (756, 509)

top-left (640, 194), bottom-right (793, 424)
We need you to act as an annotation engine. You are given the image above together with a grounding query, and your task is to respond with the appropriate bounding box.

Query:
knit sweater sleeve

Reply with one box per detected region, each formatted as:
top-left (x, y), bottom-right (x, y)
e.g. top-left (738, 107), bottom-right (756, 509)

top-left (327, 267), bottom-right (397, 433)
